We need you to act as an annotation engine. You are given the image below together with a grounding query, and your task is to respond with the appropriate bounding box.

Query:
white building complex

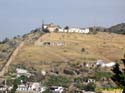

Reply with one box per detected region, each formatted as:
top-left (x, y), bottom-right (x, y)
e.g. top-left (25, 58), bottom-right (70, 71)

top-left (43, 23), bottom-right (90, 34)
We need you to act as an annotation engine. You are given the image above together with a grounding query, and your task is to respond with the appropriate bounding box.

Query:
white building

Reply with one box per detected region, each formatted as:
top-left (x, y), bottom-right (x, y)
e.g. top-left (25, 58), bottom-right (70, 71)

top-left (58, 28), bottom-right (64, 32)
top-left (16, 68), bottom-right (31, 77)
top-left (16, 82), bottom-right (46, 92)
top-left (50, 86), bottom-right (64, 93)
top-left (43, 23), bottom-right (90, 34)
top-left (96, 60), bottom-right (116, 67)
top-left (43, 23), bottom-right (60, 32)
top-left (68, 28), bottom-right (90, 33)
top-left (105, 62), bottom-right (116, 67)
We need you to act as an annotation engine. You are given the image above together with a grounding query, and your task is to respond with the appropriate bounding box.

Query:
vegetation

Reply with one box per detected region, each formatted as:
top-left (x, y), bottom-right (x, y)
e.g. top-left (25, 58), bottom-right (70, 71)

top-left (95, 71), bottom-right (113, 80)
top-left (108, 23), bottom-right (125, 35)
top-left (111, 57), bottom-right (125, 92)
top-left (83, 83), bottom-right (96, 91)
top-left (45, 75), bottom-right (70, 87)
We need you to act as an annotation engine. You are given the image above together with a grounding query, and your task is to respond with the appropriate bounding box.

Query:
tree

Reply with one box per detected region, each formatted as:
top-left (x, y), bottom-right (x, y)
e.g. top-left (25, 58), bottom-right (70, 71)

top-left (111, 56), bottom-right (125, 93)
top-left (10, 75), bottom-right (28, 93)
top-left (10, 78), bottom-right (20, 93)
top-left (64, 26), bottom-right (69, 30)
top-left (81, 48), bottom-right (85, 53)
top-left (83, 83), bottom-right (96, 91)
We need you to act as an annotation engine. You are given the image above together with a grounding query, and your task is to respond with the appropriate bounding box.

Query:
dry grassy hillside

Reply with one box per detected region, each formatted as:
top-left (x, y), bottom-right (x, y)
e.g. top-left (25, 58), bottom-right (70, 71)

top-left (11, 32), bottom-right (125, 70)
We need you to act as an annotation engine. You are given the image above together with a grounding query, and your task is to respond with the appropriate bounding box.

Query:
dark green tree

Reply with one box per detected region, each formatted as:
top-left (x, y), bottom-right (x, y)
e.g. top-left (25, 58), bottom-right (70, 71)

top-left (111, 57), bottom-right (125, 93)
top-left (10, 78), bottom-right (20, 93)
top-left (64, 26), bottom-right (69, 30)
top-left (10, 75), bottom-right (28, 93)
top-left (81, 48), bottom-right (85, 53)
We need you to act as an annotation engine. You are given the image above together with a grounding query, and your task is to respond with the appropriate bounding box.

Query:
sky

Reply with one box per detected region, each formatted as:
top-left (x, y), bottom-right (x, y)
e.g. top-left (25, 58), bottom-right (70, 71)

top-left (0, 0), bottom-right (125, 40)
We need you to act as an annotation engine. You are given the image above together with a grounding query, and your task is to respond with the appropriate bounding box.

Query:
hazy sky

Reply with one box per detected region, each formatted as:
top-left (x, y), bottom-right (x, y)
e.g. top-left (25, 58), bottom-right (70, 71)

top-left (0, 0), bottom-right (125, 40)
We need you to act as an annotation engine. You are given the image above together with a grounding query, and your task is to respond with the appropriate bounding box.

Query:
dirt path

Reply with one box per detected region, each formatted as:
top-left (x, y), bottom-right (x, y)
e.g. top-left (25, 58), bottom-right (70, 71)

top-left (34, 35), bottom-right (43, 46)
top-left (0, 42), bottom-right (24, 77)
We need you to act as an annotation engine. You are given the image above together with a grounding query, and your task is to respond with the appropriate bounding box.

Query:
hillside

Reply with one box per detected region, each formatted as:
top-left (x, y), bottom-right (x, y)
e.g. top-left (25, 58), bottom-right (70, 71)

top-left (0, 28), bottom-right (44, 72)
top-left (1, 28), bottom-right (125, 91)
top-left (10, 32), bottom-right (125, 71)
top-left (108, 23), bottom-right (125, 34)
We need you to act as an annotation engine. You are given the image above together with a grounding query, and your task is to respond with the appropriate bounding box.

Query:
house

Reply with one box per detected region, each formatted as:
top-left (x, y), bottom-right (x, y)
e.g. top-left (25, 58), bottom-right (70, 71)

top-left (58, 28), bottom-right (64, 32)
top-left (50, 86), bottom-right (64, 93)
top-left (0, 85), bottom-right (12, 92)
top-left (41, 70), bottom-right (46, 76)
top-left (105, 62), bottom-right (116, 67)
top-left (43, 23), bottom-right (60, 32)
top-left (96, 60), bottom-right (116, 68)
top-left (68, 28), bottom-right (80, 33)
top-left (42, 23), bottom-right (90, 34)
top-left (16, 82), bottom-right (46, 92)
top-left (16, 68), bottom-right (31, 77)
top-left (82, 28), bottom-right (90, 33)
top-left (68, 28), bottom-right (90, 33)
top-left (96, 60), bottom-right (106, 67)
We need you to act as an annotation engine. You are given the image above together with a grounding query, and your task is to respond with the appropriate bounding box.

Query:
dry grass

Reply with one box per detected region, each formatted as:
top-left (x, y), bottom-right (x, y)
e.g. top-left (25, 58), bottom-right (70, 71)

top-left (12, 32), bottom-right (125, 70)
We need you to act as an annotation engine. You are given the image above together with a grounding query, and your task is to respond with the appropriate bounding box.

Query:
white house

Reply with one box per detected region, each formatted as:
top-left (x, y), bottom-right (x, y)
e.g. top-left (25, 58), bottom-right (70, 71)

top-left (41, 70), bottom-right (46, 76)
top-left (68, 28), bottom-right (90, 33)
top-left (105, 62), bottom-right (116, 67)
top-left (31, 82), bottom-right (40, 91)
top-left (96, 60), bottom-right (116, 68)
top-left (16, 82), bottom-right (46, 92)
top-left (16, 68), bottom-right (28, 74)
top-left (68, 28), bottom-right (80, 33)
top-left (58, 28), bottom-right (64, 32)
top-left (16, 68), bottom-right (31, 77)
top-left (43, 23), bottom-right (90, 34)
top-left (43, 23), bottom-right (60, 32)
top-left (83, 28), bottom-right (90, 33)
top-left (50, 86), bottom-right (64, 93)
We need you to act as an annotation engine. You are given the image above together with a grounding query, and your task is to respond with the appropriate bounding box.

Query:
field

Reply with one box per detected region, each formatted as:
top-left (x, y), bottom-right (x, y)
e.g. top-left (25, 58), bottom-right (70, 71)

top-left (11, 32), bottom-right (125, 70)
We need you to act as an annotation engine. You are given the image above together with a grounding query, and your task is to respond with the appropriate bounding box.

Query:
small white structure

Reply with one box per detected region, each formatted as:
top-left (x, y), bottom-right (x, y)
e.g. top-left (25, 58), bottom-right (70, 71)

top-left (43, 23), bottom-right (60, 32)
top-left (82, 28), bottom-right (90, 33)
top-left (96, 60), bottom-right (105, 67)
top-left (16, 68), bottom-right (28, 74)
top-left (16, 82), bottom-right (46, 92)
top-left (31, 82), bottom-right (40, 91)
top-left (43, 23), bottom-right (90, 34)
top-left (68, 28), bottom-right (90, 33)
top-left (58, 28), bottom-right (64, 32)
top-left (96, 60), bottom-right (116, 68)
top-left (41, 70), bottom-right (46, 76)
top-left (87, 79), bottom-right (95, 83)
top-left (16, 68), bottom-right (31, 77)
top-left (50, 86), bottom-right (64, 93)
top-left (105, 62), bottom-right (116, 67)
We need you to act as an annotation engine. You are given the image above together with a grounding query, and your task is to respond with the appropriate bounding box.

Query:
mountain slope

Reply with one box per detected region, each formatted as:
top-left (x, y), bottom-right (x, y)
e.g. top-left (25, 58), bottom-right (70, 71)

top-left (108, 23), bottom-right (125, 34)
top-left (11, 32), bottom-right (125, 71)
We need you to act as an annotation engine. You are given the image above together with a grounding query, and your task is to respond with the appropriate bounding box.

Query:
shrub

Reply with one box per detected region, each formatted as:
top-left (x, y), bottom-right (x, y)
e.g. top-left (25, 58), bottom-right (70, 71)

top-left (45, 75), bottom-right (70, 87)
top-left (83, 83), bottom-right (96, 91)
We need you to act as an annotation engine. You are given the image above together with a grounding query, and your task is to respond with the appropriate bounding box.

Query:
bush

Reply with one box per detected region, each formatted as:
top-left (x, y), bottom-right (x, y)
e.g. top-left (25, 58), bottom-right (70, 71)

top-left (95, 71), bottom-right (113, 80)
top-left (45, 75), bottom-right (70, 87)
top-left (83, 83), bottom-right (96, 91)
top-left (81, 48), bottom-right (85, 53)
